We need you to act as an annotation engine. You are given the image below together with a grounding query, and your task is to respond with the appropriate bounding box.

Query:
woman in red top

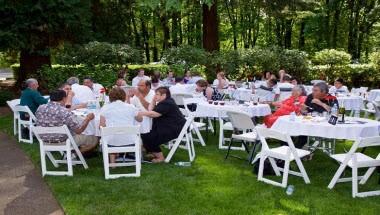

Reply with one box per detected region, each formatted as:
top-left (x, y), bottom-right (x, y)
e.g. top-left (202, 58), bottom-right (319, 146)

top-left (264, 85), bottom-right (307, 128)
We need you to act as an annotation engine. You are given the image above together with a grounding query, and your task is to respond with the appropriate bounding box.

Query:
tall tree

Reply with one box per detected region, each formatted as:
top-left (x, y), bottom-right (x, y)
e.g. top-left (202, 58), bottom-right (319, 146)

top-left (0, 0), bottom-right (91, 88)
top-left (202, 0), bottom-right (219, 52)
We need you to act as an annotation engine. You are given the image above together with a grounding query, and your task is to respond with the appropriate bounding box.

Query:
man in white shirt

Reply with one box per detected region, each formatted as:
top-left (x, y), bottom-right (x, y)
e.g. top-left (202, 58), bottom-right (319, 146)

top-left (329, 78), bottom-right (349, 95)
top-left (132, 69), bottom-right (150, 87)
top-left (67, 77), bottom-right (95, 104)
top-left (169, 77), bottom-right (191, 94)
top-left (163, 71), bottom-right (176, 86)
top-left (131, 80), bottom-right (155, 134)
top-left (256, 79), bottom-right (280, 102)
top-left (83, 77), bottom-right (104, 98)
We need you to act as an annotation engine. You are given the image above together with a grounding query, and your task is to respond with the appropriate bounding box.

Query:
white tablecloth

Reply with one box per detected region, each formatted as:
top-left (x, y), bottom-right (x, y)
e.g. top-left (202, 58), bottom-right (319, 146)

top-left (271, 115), bottom-right (380, 141)
top-left (336, 96), bottom-right (363, 111)
top-left (73, 109), bottom-right (101, 136)
top-left (195, 102), bottom-right (271, 118)
top-left (368, 89), bottom-right (380, 102)
top-left (232, 88), bottom-right (253, 101)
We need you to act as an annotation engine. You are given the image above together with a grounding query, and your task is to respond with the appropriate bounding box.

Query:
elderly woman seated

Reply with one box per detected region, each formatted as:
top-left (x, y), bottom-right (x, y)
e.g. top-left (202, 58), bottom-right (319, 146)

top-left (137, 87), bottom-right (186, 163)
top-left (264, 85), bottom-right (307, 128)
top-left (99, 87), bottom-right (143, 164)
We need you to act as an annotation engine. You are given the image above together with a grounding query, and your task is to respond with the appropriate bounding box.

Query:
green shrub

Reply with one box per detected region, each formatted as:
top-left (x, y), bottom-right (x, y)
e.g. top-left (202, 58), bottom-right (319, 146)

top-left (162, 45), bottom-right (208, 69)
top-left (369, 51), bottom-right (380, 69)
top-left (55, 41), bottom-right (144, 65)
top-left (313, 49), bottom-right (351, 66)
top-left (0, 90), bottom-right (14, 106)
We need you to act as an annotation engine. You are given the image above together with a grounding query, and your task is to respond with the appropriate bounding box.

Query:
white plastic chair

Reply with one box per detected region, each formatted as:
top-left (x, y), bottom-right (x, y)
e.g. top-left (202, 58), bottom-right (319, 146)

top-left (171, 93), bottom-right (194, 106)
top-left (225, 110), bottom-right (259, 161)
top-left (165, 115), bottom-right (196, 163)
top-left (183, 97), bottom-right (214, 134)
top-left (362, 101), bottom-right (376, 119)
top-left (179, 108), bottom-right (206, 147)
top-left (328, 136), bottom-right (380, 197)
top-left (310, 80), bottom-right (326, 85)
top-left (32, 125), bottom-right (88, 176)
top-left (255, 127), bottom-right (311, 188)
top-left (100, 126), bottom-right (142, 179)
top-left (218, 118), bottom-right (234, 150)
top-left (14, 105), bottom-right (36, 144)
top-left (6, 99), bottom-right (20, 135)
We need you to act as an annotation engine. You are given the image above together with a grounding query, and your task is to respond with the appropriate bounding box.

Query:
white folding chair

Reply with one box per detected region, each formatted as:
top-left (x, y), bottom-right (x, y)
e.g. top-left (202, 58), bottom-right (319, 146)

top-left (278, 90), bottom-right (292, 102)
top-left (171, 93), bottom-right (193, 106)
top-left (362, 101), bottom-right (376, 119)
top-left (310, 80), bottom-right (326, 85)
top-left (14, 105), bottom-right (36, 144)
top-left (179, 108), bottom-right (206, 147)
top-left (328, 136), bottom-right (380, 198)
top-left (218, 118), bottom-right (234, 150)
top-left (6, 99), bottom-right (20, 135)
top-left (165, 115), bottom-right (196, 163)
top-left (183, 97), bottom-right (214, 134)
top-left (255, 127), bottom-right (311, 188)
top-left (32, 125), bottom-right (88, 176)
top-left (225, 110), bottom-right (259, 161)
top-left (369, 101), bottom-right (380, 121)
top-left (100, 126), bottom-right (142, 179)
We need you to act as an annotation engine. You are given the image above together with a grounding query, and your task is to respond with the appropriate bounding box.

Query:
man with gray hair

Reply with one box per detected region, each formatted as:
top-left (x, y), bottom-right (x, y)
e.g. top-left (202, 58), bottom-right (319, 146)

top-left (67, 76), bottom-right (95, 104)
top-left (20, 78), bottom-right (48, 114)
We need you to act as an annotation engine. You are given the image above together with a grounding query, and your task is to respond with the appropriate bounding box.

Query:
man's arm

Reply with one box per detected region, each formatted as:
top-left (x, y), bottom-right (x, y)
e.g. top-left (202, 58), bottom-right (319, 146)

top-left (74, 113), bottom-right (94, 134)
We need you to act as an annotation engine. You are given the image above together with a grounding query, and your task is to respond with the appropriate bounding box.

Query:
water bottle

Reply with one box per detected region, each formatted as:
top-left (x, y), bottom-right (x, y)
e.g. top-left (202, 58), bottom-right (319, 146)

top-left (331, 103), bottom-right (338, 117)
top-left (286, 185), bottom-right (295, 195)
top-left (174, 161), bottom-right (191, 167)
top-left (290, 111), bottom-right (296, 121)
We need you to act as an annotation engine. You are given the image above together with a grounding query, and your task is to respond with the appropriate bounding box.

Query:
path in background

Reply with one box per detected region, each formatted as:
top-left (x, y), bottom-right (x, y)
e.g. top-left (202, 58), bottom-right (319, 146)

top-left (0, 131), bottom-right (64, 215)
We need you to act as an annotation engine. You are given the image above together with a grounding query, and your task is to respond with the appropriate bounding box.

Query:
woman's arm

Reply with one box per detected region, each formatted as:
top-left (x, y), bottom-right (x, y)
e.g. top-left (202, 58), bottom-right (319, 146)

top-left (99, 115), bottom-right (106, 127)
top-left (205, 87), bottom-right (213, 100)
top-left (138, 111), bottom-right (162, 118)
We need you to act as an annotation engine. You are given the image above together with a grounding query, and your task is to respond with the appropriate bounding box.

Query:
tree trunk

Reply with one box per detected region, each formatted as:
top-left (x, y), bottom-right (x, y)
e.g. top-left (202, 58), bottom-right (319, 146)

top-left (202, 1), bottom-right (219, 52)
top-left (172, 12), bottom-right (179, 47)
top-left (18, 49), bottom-right (51, 90)
top-left (298, 20), bottom-right (305, 50)
top-left (153, 24), bottom-right (158, 62)
top-left (160, 12), bottom-right (170, 51)
top-left (284, 19), bottom-right (292, 49)
top-left (141, 19), bottom-right (150, 62)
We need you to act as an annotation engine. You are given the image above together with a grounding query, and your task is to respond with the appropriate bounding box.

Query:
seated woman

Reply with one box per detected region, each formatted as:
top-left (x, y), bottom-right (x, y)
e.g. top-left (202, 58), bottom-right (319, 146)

top-left (138, 87), bottom-right (186, 163)
top-left (99, 87), bottom-right (142, 164)
top-left (213, 71), bottom-right (229, 90)
top-left (195, 79), bottom-right (213, 100)
top-left (264, 85), bottom-right (307, 128)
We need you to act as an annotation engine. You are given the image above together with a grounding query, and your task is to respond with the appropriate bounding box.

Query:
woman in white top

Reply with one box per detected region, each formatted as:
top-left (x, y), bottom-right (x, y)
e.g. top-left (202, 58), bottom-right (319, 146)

top-left (213, 71), bottom-right (229, 90)
top-left (100, 87), bottom-right (142, 164)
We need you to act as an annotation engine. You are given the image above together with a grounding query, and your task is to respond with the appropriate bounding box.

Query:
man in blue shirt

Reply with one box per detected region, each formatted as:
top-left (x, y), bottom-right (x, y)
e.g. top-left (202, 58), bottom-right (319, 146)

top-left (20, 78), bottom-right (48, 114)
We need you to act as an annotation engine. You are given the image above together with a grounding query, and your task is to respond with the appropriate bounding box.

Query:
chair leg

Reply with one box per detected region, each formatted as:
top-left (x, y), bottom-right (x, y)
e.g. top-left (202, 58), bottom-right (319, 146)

top-left (102, 144), bottom-right (110, 179)
top-left (135, 145), bottom-right (141, 176)
top-left (225, 138), bottom-right (234, 160)
top-left (352, 166), bottom-right (358, 198)
top-left (281, 159), bottom-right (290, 188)
top-left (258, 155), bottom-right (266, 181)
top-left (40, 146), bottom-right (47, 177)
top-left (67, 146), bottom-right (73, 176)
top-left (248, 141), bottom-right (259, 164)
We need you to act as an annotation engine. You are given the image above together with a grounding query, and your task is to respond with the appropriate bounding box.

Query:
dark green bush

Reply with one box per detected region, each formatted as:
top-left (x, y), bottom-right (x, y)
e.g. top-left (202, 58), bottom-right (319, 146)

top-left (54, 41), bottom-right (144, 65)
top-left (0, 90), bottom-right (14, 106)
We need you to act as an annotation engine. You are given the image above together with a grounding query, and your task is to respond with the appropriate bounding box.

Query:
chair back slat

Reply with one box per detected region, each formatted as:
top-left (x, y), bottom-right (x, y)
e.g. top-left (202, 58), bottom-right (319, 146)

top-left (172, 93), bottom-right (193, 106)
top-left (32, 125), bottom-right (69, 135)
top-left (256, 127), bottom-right (289, 143)
top-left (6, 99), bottom-right (20, 111)
top-left (357, 136), bottom-right (380, 148)
top-left (226, 110), bottom-right (254, 131)
top-left (100, 125), bottom-right (140, 137)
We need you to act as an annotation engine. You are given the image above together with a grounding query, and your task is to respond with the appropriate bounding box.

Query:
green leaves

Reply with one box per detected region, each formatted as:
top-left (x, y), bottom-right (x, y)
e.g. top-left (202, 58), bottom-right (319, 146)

top-left (313, 49), bottom-right (351, 66)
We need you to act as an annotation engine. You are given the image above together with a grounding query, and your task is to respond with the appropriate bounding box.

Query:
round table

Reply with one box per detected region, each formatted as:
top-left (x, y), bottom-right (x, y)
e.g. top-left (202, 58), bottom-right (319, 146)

top-left (336, 95), bottom-right (363, 111)
top-left (368, 89), bottom-right (380, 102)
top-left (195, 102), bottom-right (271, 118)
top-left (271, 115), bottom-right (380, 141)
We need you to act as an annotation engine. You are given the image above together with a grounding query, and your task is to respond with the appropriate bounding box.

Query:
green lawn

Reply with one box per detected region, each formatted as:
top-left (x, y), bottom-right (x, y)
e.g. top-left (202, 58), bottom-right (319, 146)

top-left (1, 113), bottom-right (380, 215)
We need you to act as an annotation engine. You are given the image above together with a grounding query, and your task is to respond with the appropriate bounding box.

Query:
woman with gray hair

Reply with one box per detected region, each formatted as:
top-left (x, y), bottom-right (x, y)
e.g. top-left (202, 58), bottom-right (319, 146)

top-left (264, 85), bottom-right (307, 128)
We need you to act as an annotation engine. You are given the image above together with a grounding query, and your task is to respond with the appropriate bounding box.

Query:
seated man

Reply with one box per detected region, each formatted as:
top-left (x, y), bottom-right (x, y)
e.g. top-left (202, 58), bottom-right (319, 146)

top-left (131, 80), bottom-right (155, 135)
top-left (20, 78), bottom-right (48, 114)
top-left (132, 69), bottom-right (150, 87)
top-left (115, 78), bottom-right (127, 87)
top-left (59, 83), bottom-right (86, 110)
top-left (169, 76), bottom-right (189, 95)
top-left (67, 77), bottom-right (95, 104)
top-left (329, 78), bottom-right (349, 95)
top-left (256, 78), bottom-right (280, 102)
top-left (35, 90), bottom-right (98, 154)
top-left (295, 82), bottom-right (338, 149)
top-left (83, 77), bottom-right (104, 98)
top-left (162, 71), bottom-right (176, 86)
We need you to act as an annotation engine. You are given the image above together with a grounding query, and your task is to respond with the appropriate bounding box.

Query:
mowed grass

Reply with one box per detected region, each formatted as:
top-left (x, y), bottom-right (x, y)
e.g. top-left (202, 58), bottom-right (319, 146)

top-left (1, 113), bottom-right (380, 215)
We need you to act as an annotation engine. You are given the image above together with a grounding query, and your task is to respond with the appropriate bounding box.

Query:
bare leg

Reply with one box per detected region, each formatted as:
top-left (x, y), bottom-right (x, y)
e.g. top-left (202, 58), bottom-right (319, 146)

top-left (152, 152), bottom-right (165, 163)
